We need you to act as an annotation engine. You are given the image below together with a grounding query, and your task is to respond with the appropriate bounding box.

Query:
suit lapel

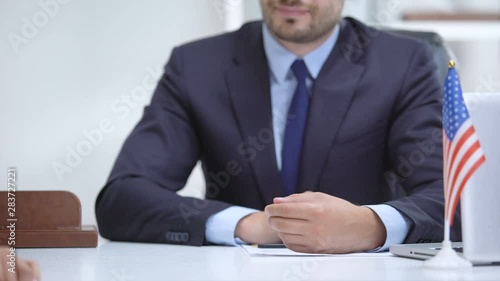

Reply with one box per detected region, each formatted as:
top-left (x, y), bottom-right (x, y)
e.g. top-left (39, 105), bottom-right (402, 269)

top-left (298, 20), bottom-right (366, 193)
top-left (225, 23), bottom-right (285, 204)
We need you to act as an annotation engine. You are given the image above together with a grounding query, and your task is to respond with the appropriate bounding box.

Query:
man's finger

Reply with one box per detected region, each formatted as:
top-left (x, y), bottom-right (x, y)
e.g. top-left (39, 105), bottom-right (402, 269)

top-left (284, 243), bottom-right (313, 254)
top-left (265, 202), bottom-right (313, 219)
top-left (1, 248), bottom-right (16, 281)
top-left (27, 261), bottom-right (40, 281)
top-left (268, 216), bottom-right (309, 235)
top-left (0, 251), bottom-right (5, 281)
top-left (273, 192), bottom-right (318, 204)
top-left (4, 265), bottom-right (17, 281)
top-left (278, 232), bottom-right (310, 253)
top-left (17, 258), bottom-right (38, 281)
top-left (278, 232), bottom-right (307, 246)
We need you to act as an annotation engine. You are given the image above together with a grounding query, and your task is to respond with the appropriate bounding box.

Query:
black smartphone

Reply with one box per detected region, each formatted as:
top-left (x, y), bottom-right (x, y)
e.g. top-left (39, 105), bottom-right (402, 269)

top-left (257, 244), bottom-right (287, 248)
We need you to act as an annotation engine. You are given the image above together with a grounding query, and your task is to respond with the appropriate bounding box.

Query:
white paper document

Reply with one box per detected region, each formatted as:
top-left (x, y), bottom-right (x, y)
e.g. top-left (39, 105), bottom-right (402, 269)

top-left (241, 245), bottom-right (393, 257)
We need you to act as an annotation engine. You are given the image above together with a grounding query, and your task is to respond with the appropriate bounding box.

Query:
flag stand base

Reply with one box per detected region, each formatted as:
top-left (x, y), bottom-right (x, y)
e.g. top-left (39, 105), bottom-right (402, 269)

top-left (423, 240), bottom-right (472, 269)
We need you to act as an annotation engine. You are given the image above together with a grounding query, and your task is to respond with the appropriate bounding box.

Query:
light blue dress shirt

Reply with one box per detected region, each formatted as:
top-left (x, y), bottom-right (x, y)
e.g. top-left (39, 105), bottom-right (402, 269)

top-left (205, 24), bottom-right (410, 251)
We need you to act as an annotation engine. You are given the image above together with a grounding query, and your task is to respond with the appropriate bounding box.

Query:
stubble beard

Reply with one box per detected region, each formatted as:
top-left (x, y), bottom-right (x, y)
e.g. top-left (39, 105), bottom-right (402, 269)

top-left (263, 2), bottom-right (340, 44)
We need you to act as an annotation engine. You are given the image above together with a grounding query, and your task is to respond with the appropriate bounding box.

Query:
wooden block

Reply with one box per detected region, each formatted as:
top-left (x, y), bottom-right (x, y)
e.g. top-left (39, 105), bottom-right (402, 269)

top-left (0, 191), bottom-right (98, 248)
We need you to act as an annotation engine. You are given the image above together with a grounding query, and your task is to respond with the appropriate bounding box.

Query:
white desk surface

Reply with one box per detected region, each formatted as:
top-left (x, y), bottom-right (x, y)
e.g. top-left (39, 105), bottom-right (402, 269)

top-left (18, 240), bottom-right (500, 281)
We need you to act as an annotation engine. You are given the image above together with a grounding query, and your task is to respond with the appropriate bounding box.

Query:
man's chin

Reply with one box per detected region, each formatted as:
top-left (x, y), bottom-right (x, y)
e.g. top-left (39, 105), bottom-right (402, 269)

top-left (272, 28), bottom-right (310, 43)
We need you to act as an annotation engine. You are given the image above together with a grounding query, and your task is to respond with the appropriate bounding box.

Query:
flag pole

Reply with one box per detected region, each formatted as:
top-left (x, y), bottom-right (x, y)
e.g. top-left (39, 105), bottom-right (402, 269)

top-left (443, 60), bottom-right (455, 244)
top-left (444, 219), bottom-right (450, 243)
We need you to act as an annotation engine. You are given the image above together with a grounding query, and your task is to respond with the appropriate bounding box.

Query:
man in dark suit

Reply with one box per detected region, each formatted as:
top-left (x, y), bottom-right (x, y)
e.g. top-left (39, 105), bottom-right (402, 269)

top-left (95, 0), bottom-right (460, 253)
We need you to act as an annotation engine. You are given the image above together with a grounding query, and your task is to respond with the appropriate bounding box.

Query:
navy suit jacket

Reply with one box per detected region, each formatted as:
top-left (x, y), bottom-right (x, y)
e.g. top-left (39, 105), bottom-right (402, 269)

top-left (95, 18), bottom-right (461, 246)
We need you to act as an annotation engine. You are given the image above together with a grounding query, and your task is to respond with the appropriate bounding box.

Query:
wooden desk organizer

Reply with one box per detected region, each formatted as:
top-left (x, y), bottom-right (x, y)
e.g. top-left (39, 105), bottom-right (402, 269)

top-left (0, 191), bottom-right (98, 248)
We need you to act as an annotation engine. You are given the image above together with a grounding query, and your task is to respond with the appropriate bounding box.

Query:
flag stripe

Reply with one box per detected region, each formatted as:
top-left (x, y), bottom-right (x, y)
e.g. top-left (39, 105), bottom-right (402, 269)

top-left (448, 155), bottom-right (486, 225)
top-left (446, 147), bottom-right (484, 218)
top-left (444, 123), bottom-right (475, 190)
top-left (443, 122), bottom-right (472, 203)
top-left (448, 137), bottom-right (481, 199)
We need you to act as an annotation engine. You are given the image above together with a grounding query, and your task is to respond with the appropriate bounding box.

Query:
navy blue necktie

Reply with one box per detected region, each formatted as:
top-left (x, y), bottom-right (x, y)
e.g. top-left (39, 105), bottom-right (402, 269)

top-left (281, 60), bottom-right (310, 195)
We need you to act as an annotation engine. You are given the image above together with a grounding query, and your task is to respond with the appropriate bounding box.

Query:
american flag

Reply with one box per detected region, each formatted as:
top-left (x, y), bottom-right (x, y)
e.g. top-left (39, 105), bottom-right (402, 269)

top-left (442, 66), bottom-right (486, 226)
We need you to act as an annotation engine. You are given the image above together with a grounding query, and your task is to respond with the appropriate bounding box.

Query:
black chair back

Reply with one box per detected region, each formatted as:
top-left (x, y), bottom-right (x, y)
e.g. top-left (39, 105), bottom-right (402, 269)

top-left (383, 29), bottom-right (454, 86)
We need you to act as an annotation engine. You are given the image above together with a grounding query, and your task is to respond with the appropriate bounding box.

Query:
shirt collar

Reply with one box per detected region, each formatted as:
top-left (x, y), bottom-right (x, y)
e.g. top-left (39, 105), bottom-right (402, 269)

top-left (262, 23), bottom-right (340, 84)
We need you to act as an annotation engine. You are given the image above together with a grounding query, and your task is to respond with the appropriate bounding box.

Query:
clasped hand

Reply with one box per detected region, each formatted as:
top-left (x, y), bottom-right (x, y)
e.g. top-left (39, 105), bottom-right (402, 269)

top-left (236, 192), bottom-right (386, 254)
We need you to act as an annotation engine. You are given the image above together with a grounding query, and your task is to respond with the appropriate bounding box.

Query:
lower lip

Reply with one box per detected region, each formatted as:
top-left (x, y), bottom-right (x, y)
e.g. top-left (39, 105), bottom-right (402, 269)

top-left (275, 7), bottom-right (308, 18)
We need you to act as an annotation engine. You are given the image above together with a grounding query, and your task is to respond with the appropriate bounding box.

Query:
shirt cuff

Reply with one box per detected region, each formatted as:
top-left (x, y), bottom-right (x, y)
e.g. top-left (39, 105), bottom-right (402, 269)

top-left (205, 206), bottom-right (259, 246)
top-left (365, 204), bottom-right (411, 252)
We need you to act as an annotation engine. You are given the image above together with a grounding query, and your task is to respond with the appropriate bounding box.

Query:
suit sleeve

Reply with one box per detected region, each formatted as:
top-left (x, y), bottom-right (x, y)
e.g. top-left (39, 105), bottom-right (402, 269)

top-left (95, 47), bottom-right (232, 246)
top-left (385, 42), bottom-right (461, 243)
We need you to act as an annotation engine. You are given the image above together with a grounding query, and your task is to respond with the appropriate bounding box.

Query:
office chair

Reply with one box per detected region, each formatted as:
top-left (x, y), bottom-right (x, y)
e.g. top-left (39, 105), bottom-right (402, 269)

top-left (382, 28), bottom-right (456, 86)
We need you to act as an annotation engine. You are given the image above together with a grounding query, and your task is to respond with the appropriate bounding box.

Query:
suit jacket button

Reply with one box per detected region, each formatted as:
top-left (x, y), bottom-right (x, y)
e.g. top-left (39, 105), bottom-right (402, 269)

top-left (174, 232), bottom-right (181, 242)
top-left (165, 232), bottom-right (174, 242)
top-left (181, 233), bottom-right (189, 242)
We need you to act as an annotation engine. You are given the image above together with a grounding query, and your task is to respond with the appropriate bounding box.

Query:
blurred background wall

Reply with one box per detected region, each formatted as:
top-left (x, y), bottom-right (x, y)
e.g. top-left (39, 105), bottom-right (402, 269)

top-left (1, 0), bottom-right (499, 227)
top-left (1, 0), bottom-right (226, 225)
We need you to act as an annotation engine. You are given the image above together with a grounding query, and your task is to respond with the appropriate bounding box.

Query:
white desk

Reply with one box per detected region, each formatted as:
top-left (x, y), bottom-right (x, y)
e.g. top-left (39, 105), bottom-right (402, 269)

top-left (17, 241), bottom-right (500, 280)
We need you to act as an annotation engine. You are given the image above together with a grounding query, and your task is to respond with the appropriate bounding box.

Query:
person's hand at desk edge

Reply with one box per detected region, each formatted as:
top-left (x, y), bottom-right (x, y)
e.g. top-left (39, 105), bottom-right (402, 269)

top-left (0, 247), bottom-right (40, 281)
